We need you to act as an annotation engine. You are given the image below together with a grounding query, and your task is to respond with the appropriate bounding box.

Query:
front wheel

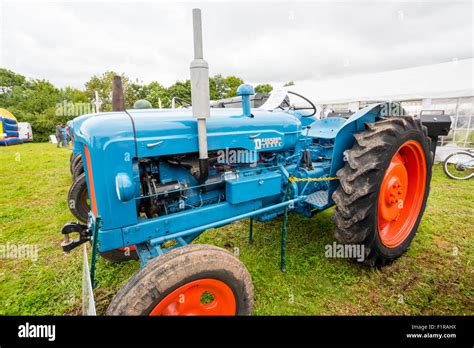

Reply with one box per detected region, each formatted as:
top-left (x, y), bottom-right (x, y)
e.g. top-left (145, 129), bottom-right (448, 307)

top-left (106, 244), bottom-right (254, 315)
top-left (332, 117), bottom-right (433, 266)
top-left (69, 153), bottom-right (80, 174)
top-left (68, 173), bottom-right (90, 223)
top-left (443, 151), bottom-right (474, 180)
top-left (70, 154), bottom-right (83, 179)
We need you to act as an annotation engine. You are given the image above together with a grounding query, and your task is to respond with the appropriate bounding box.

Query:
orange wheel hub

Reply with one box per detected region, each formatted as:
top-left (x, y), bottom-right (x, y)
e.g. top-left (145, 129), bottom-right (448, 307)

top-left (378, 140), bottom-right (426, 248)
top-left (150, 279), bottom-right (236, 316)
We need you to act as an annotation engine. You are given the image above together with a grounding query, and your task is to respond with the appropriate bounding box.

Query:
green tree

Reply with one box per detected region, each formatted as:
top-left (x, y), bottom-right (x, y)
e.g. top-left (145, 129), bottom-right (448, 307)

top-left (23, 80), bottom-right (59, 114)
top-left (255, 83), bottom-right (273, 94)
top-left (25, 107), bottom-right (63, 142)
top-left (84, 71), bottom-right (139, 111)
top-left (0, 67), bottom-right (252, 141)
top-left (59, 87), bottom-right (89, 104)
top-left (223, 76), bottom-right (244, 98)
top-left (143, 81), bottom-right (170, 108)
top-left (5, 79), bottom-right (58, 116)
top-left (209, 74), bottom-right (227, 100)
top-left (1, 77), bottom-right (64, 142)
top-left (283, 81), bottom-right (295, 87)
top-left (0, 68), bottom-right (28, 105)
top-left (167, 80), bottom-right (192, 104)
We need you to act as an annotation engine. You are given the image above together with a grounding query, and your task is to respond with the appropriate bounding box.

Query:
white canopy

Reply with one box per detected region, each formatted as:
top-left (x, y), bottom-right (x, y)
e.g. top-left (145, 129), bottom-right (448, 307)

top-left (289, 58), bottom-right (474, 104)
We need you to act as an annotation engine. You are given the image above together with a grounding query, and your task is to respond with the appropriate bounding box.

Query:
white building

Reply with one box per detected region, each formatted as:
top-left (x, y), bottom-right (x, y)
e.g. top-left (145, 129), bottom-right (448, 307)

top-left (292, 58), bottom-right (474, 151)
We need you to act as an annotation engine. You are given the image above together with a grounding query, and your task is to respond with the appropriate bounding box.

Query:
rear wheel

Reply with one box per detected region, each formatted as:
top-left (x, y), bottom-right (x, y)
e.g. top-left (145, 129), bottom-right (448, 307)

top-left (332, 117), bottom-right (433, 266)
top-left (68, 173), bottom-right (90, 223)
top-left (106, 244), bottom-right (254, 315)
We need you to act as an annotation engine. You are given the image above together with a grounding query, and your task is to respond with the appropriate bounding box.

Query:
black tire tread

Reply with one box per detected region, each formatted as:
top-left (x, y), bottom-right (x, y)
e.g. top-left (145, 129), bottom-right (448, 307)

top-left (106, 244), bottom-right (254, 315)
top-left (332, 116), bottom-right (433, 266)
top-left (69, 153), bottom-right (80, 174)
top-left (68, 173), bottom-right (90, 223)
top-left (71, 154), bottom-right (84, 180)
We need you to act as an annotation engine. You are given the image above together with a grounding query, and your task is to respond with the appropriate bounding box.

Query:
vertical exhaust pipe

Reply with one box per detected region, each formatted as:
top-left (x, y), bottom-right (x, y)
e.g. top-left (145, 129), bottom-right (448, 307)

top-left (112, 75), bottom-right (125, 112)
top-left (190, 8), bottom-right (210, 183)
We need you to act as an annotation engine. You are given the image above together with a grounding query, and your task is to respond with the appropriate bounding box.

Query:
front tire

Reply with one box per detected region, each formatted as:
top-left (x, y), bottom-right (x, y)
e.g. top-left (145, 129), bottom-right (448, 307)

top-left (68, 173), bottom-right (90, 223)
top-left (69, 153), bottom-right (80, 174)
top-left (332, 117), bottom-right (433, 266)
top-left (107, 244), bottom-right (254, 315)
top-left (71, 154), bottom-right (84, 180)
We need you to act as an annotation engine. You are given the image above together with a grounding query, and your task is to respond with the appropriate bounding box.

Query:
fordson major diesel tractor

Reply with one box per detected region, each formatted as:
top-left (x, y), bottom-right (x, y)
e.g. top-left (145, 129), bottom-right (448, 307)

top-left (60, 9), bottom-right (451, 315)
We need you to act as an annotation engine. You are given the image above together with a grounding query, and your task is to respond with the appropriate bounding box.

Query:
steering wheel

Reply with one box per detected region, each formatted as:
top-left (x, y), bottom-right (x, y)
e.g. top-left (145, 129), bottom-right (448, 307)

top-left (278, 97), bottom-right (291, 110)
top-left (287, 91), bottom-right (317, 117)
top-left (174, 97), bottom-right (191, 108)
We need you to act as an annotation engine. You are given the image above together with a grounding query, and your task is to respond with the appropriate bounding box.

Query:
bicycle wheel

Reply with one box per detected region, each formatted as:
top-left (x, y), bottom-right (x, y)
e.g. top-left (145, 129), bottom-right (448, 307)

top-left (443, 151), bottom-right (474, 180)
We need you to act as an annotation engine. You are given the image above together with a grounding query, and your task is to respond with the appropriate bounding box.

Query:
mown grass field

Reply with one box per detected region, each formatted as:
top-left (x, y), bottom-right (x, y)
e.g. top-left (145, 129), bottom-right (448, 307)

top-left (0, 143), bottom-right (472, 315)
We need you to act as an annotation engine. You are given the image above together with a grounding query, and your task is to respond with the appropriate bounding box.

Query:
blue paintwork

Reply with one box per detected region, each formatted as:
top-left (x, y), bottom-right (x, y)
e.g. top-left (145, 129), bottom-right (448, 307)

top-left (327, 103), bottom-right (389, 195)
top-left (308, 117), bottom-right (347, 139)
top-left (226, 171), bottom-right (281, 204)
top-left (127, 108), bottom-right (301, 157)
top-left (236, 84), bottom-right (255, 117)
top-left (115, 172), bottom-right (135, 202)
top-left (71, 92), bottom-right (398, 264)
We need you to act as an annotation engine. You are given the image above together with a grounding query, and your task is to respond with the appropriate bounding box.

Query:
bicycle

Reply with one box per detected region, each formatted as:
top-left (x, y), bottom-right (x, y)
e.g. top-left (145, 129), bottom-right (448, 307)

top-left (443, 144), bottom-right (474, 180)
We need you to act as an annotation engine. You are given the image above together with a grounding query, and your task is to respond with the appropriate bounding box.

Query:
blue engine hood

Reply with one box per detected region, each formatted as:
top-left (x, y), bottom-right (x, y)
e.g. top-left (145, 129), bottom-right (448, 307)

top-left (73, 107), bottom-right (302, 157)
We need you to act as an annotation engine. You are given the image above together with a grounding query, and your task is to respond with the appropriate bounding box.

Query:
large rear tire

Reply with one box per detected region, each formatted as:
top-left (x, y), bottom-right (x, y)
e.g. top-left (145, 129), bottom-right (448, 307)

top-left (106, 244), bottom-right (254, 315)
top-left (332, 117), bottom-right (433, 266)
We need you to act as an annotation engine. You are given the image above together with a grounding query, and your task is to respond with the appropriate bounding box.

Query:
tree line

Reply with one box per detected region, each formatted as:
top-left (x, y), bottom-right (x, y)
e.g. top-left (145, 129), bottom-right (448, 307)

top-left (0, 68), bottom-right (274, 142)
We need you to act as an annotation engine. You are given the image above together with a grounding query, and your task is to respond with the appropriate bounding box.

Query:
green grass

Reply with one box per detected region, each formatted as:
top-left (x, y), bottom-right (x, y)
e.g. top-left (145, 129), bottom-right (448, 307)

top-left (0, 143), bottom-right (473, 315)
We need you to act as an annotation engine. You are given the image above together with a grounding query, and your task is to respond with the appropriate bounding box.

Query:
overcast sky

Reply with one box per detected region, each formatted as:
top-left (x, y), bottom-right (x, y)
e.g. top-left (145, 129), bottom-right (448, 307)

top-left (0, 0), bottom-right (472, 89)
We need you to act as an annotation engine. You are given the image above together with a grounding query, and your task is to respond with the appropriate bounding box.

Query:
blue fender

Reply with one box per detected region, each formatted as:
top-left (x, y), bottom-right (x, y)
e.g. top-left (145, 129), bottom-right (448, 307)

top-left (328, 102), bottom-right (406, 195)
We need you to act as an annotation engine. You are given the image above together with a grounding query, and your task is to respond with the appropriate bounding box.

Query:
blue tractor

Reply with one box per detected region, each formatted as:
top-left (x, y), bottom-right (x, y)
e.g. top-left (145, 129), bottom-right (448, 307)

top-left (61, 9), bottom-right (450, 315)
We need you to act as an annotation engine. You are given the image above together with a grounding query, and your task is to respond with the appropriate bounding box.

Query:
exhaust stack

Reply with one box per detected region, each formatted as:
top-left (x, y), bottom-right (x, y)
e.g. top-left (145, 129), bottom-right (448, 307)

top-left (112, 75), bottom-right (125, 112)
top-left (190, 8), bottom-right (210, 183)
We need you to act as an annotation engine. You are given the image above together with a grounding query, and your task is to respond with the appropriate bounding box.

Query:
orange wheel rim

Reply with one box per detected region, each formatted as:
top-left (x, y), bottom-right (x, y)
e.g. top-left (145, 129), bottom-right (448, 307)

top-left (378, 140), bottom-right (426, 248)
top-left (150, 279), bottom-right (236, 316)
